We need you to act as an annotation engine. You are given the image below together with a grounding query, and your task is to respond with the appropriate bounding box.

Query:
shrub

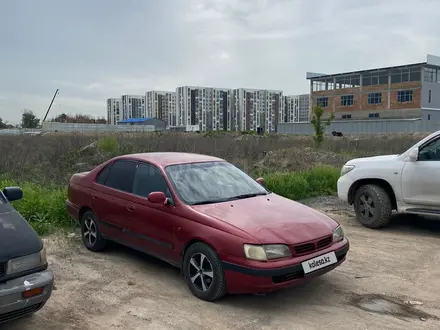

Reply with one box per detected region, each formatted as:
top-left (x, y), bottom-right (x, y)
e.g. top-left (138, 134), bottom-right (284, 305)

top-left (98, 135), bottom-right (119, 155)
top-left (264, 165), bottom-right (340, 200)
top-left (0, 178), bottom-right (73, 235)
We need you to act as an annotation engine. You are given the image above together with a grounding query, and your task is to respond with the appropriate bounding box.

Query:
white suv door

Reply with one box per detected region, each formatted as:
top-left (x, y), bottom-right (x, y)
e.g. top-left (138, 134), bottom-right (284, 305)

top-left (401, 136), bottom-right (440, 207)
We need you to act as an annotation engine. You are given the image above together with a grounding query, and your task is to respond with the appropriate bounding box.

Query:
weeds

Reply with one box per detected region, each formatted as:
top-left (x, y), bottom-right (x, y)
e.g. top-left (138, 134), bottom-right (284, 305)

top-left (0, 131), bottom-right (428, 235)
top-left (0, 178), bottom-right (74, 235)
top-left (264, 166), bottom-right (340, 200)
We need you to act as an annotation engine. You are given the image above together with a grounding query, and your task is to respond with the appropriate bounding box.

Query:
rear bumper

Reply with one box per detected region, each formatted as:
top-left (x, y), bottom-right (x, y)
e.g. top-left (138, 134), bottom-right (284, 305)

top-left (222, 241), bottom-right (349, 294)
top-left (0, 269), bottom-right (54, 324)
top-left (66, 199), bottom-right (80, 221)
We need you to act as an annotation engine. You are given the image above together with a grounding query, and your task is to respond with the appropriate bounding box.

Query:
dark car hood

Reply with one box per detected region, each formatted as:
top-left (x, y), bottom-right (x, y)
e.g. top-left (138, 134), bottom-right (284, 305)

top-left (191, 193), bottom-right (338, 245)
top-left (0, 203), bottom-right (42, 263)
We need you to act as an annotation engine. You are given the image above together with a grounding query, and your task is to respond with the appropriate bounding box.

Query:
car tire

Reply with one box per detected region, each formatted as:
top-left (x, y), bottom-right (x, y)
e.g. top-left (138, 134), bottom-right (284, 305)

top-left (354, 184), bottom-right (392, 229)
top-left (183, 242), bottom-right (227, 302)
top-left (81, 210), bottom-right (106, 252)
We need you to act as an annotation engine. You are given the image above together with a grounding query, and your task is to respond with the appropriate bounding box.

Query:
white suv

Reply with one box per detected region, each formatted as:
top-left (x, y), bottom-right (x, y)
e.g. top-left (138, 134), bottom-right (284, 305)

top-left (337, 130), bottom-right (440, 229)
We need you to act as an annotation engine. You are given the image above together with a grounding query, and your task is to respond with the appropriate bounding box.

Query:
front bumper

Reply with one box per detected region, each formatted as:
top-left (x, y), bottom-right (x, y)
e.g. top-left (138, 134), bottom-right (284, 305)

top-left (337, 174), bottom-right (354, 203)
top-left (0, 269), bottom-right (54, 324)
top-left (222, 241), bottom-right (349, 294)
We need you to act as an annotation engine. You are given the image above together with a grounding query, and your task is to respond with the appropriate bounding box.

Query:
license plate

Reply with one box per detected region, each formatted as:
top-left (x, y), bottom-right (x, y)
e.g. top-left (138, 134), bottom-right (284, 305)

top-left (301, 251), bottom-right (337, 274)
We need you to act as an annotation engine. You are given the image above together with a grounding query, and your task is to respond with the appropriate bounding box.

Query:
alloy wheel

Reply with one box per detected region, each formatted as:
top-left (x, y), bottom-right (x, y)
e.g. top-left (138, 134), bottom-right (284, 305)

top-left (84, 217), bottom-right (97, 246)
top-left (188, 253), bottom-right (214, 292)
top-left (359, 193), bottom-right (375, 220)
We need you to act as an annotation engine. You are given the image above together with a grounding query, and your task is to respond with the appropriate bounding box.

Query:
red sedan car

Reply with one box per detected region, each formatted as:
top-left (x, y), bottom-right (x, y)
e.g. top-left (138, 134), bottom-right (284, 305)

top-left (66, 152), bottom-right (349, 301)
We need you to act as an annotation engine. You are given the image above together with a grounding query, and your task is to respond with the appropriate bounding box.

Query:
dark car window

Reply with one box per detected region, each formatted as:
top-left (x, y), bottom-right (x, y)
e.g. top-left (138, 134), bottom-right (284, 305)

top-left (133, 163), bottom-right (171, 198)
top-left (419, 137), bottom-right (440, 161)
top-left (96, 163), bottom-right (113, 185)
top-left (104, 160), bottom-right (137, 193)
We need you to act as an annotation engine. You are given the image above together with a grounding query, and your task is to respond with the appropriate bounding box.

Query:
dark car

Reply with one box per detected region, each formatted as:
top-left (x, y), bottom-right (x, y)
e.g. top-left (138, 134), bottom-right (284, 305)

top-left (66, 152), bottom-right (349, 301)
top-left (0, 187), bottom-right (54, 324)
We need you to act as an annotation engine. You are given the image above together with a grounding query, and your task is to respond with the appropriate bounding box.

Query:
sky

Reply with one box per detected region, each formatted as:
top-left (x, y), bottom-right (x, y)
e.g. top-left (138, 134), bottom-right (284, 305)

top-left (1, 0), bottom-right (439, 124)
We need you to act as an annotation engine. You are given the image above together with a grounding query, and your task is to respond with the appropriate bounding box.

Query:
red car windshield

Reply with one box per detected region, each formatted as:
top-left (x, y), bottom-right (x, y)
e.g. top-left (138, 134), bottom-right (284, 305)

top-left (165, 161), bottom-right (268, 205)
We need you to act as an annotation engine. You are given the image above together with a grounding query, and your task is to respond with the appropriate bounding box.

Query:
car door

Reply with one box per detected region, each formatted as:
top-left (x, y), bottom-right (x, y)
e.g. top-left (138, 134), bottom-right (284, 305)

top-left (127, 162), bottom-right (181, 264)
top-left (91, 159), bottom-right (138, 241)
top-left (401, 136), bottom-right (440, 207)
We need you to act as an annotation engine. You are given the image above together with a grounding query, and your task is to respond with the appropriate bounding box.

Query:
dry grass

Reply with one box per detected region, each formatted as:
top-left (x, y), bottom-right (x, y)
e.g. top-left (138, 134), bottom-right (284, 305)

top-left (0, 131), bottom-right (429, 185)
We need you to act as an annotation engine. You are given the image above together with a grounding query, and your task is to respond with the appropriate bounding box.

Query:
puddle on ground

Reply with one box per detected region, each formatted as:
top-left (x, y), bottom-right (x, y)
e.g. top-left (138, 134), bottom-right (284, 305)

top-left (350, 294), bottom-right (437, 320)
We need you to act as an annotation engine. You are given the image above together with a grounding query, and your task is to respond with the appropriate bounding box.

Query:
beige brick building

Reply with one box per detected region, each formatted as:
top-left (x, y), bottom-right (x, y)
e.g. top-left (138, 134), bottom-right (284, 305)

top-left (307, 54), bottom-right (440, 120)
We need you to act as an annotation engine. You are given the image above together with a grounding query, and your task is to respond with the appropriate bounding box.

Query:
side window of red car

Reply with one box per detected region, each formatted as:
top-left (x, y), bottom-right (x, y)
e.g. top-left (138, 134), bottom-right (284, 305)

top-left (133, 163), bottom-right (171, 198)
top-left (104, 160), bottom-right (137, 193)
top-left (96, 163), bottom-right (113, 185)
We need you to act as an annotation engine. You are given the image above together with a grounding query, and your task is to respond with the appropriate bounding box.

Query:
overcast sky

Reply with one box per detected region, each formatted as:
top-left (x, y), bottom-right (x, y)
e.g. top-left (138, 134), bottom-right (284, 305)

top-left (1, 0), bottom-right (439, 124)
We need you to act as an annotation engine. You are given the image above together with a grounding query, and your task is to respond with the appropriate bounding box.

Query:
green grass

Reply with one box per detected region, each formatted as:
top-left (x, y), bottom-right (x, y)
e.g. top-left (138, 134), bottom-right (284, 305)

top-left (264, 165), bottom-right (340, 200)
top-left (0, 165), bottom-right (340, 236)
top-left (0, 178), bottom-right (75, 235)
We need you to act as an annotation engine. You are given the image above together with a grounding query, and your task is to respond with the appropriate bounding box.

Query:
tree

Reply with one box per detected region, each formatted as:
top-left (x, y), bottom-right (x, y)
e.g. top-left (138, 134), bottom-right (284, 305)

top-left (21, 109), bottom-right (40, 128)
top-left (53, 113), bottom-right (68, 123)
top-left (310, 106), bottom-right (334, 148)
top-left (0, 117), bottom-right (7, 129)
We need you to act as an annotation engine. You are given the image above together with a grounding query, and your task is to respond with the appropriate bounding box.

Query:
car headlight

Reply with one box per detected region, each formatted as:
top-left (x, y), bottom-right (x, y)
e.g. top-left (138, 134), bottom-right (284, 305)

top-left (7, 247), bottom-right (47, 275)
top-left (243, 244), bottom-right (291, 261)
top-left (340, 165), bottom-right (355, 177)
top-left (333, 226), bottom-right (344, 243)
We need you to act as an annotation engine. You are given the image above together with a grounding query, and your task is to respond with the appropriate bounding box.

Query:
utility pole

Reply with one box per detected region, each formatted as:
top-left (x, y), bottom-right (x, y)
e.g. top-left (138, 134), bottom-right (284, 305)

top-left (42, 89), bottom-right (60, 122)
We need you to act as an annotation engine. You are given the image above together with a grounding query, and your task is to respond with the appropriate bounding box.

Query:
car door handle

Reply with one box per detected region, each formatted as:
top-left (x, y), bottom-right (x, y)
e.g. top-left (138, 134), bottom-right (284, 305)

top-left (126, 205), bottom-right (136, 212)
top-left (92, 194), bottom-right (99, 200)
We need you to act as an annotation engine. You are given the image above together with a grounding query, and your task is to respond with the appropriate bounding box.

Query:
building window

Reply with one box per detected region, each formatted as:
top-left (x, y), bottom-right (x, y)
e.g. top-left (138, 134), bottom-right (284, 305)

top-left (362, 71), bottom-right (388, 86)
top-left (429, 90), bottom-right (432, 103)
top-left (424, 67), bottom-right (437, 83)
top-left (317, 97), bottom-right (328, 107)
top-left (391, 67), bottom-right (421, 83)
top-left (335, 75), bottom-right (360, 89)
top-left (342, 114), bottom-right (352, 119)
top-left (312, 81), bottom-right (326, 91)
top-left (397, 90), bottom-right (413, 103)
top-left (368, 113), bottom-right (380, 118)
top-left (368, 93), bottom-right (382, 104)
top-left (428, 114), bottom-right (431, 120)
top-left (341, 95), bottom-right (354, 106)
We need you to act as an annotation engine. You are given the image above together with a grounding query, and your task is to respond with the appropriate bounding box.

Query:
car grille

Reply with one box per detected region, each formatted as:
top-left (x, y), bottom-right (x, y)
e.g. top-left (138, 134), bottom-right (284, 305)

top-left (293, 243), bottom-right (315, 255)
top-left (317, 236), bottom-right (333, 249)
top-left (292, 235), bottom-right (333, 256)
top-left (0, 263), bottom-right (5, 277)
top-left (0, 303), bottom-right (43, 324)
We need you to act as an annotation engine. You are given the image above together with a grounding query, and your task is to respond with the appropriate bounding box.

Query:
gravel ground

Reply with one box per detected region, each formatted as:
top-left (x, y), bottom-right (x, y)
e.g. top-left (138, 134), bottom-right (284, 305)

top-left (2, 196), bottom-right (440, 330)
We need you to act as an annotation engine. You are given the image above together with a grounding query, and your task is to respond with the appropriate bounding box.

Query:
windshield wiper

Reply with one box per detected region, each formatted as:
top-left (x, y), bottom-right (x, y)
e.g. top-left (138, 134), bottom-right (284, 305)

top-left (191, 200), bottom-right (224, 205)
top-left (226, 192), bottom-right (268, 201)
top-left (191, 192), bottom-right (268, 205)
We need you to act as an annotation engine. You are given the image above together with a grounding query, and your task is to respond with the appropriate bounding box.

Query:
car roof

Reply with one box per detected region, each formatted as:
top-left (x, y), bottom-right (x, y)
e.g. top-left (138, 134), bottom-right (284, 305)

top-left (116, 152), bottom-right (225, 167)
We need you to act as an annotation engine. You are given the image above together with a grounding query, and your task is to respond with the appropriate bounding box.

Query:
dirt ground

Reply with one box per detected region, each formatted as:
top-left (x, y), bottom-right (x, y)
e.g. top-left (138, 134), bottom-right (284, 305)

top-left (2, 197), bottom-right (440, 330)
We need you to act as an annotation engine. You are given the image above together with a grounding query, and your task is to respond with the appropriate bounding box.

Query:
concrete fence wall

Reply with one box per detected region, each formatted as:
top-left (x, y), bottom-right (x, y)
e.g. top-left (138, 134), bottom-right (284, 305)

top-left (277, 118), bottom-right (440, 135)
top-left (41, 122), bottom-right (156, 133)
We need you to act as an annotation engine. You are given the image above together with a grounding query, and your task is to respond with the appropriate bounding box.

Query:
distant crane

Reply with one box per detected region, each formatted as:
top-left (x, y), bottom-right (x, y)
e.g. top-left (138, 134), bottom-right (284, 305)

top-left (42, 89), bottom-right (60, 122)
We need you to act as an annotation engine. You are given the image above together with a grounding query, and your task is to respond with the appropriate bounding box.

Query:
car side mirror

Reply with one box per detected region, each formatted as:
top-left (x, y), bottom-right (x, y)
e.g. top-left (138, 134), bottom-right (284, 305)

top-left (408, 147), bottom-right (419, 162)
top-left (256, 177), bottom-right (265, 186)
top-left (3, 186), bottom-right (23, 202)
top-left (147, 191), bottom-right (167, 204)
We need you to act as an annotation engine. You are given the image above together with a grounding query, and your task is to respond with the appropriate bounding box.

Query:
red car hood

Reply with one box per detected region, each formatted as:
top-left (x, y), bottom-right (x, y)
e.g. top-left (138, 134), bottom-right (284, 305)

top-left (191, 194), bottom-right (338, 245)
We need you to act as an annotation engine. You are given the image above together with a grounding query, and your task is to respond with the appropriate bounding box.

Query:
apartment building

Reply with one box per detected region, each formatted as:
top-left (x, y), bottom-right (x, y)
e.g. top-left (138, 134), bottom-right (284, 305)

top-left (231, 89), bottom-right (283, 132)
top-left (106, 98), bottom-right (122, 125)
top-left (284, 94), bottom-right (310, 123)
top-left (176, 86), bottom-right (231, 131)
top-left (145, 91), bottom-right (177, 125)
top-left (307, 54), bottom-right (440, 120)
top-left (121, 95), bottom-right (145, 120)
